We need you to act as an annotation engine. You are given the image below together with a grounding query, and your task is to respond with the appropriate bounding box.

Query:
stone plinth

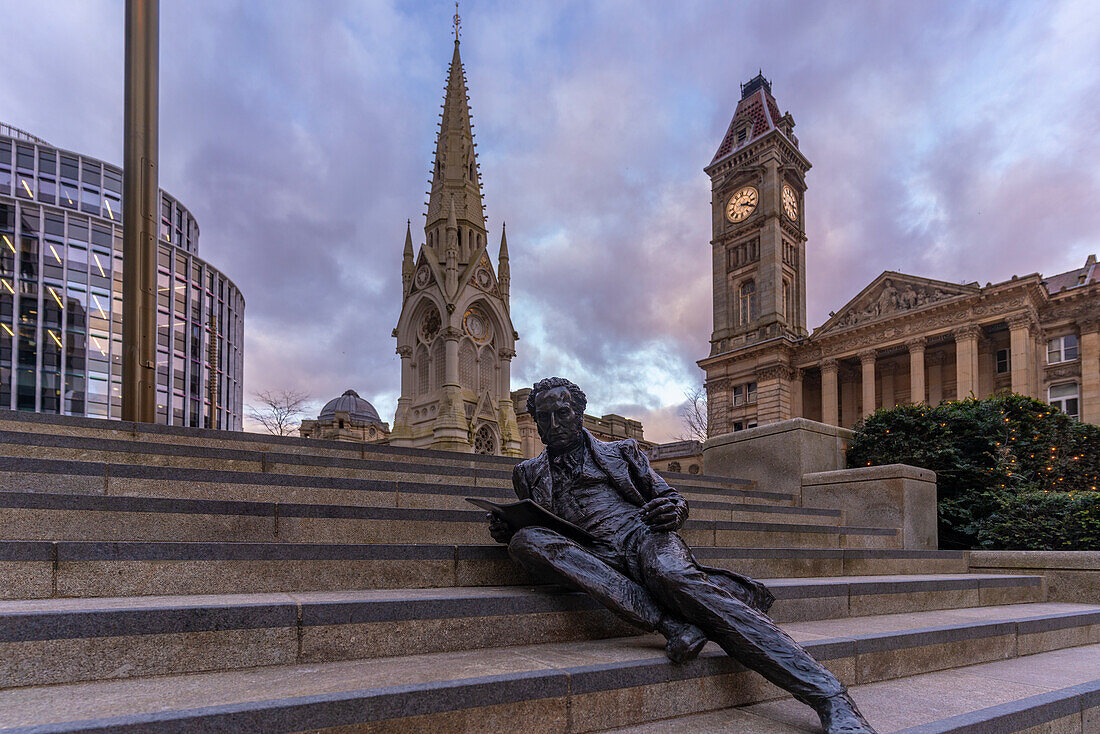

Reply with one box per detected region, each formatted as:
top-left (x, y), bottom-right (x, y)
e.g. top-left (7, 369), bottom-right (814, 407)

top-left (702, 418), bottom-right (853, 503)
top-left (802, 464), bottom-right (938, 550)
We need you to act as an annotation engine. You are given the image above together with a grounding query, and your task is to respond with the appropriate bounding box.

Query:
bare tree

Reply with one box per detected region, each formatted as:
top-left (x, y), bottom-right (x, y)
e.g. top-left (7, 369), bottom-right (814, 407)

top-left (677, 385), bottom-right (709, 443)
top-left (247, 389), bottom-right (311, 436)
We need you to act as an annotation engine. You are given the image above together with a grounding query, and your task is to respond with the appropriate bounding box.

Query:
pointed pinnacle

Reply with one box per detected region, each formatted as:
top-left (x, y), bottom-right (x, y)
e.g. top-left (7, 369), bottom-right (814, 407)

top-left (447, 197), bottom-right (458, 230)
top-left (404, 220), bottom-right (414, 257)
top-left (499, 222), bottom-right (509, 260)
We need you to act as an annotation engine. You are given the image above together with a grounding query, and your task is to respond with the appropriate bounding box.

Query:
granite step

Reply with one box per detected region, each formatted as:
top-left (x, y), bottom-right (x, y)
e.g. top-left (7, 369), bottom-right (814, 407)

top-left (0, 455), bottom-right (806, 518)
top-left (0, 412), bottom-right (755, 494)
top-left (0, 542), bottom-right (970, 599)
top-left (0, 491), bottom-right (893, 547)
top-left (0, 603), bottom-right (1096, 732)
top-left (0, 410), bottom-right (520, 470)
top-left (610, 644), bottom-right (1100, 733)
top-left (0, 574), bottom-right (1047, 688)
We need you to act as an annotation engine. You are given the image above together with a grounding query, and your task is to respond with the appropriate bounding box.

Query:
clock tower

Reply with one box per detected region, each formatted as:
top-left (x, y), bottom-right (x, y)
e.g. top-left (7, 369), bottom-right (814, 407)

top-left (390, 34), bottom-right (521, 456)
top-left (698, 74), bottom-right (811, 432)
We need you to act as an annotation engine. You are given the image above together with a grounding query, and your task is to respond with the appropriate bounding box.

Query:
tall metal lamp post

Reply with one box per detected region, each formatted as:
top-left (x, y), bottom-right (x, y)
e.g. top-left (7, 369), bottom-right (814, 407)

top-left (121, 0), bottom-right (158, 423)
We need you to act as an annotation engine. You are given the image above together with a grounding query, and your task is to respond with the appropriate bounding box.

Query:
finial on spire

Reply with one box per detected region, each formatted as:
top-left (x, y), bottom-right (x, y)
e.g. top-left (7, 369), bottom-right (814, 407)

top-left (452, 0), bottom-right (461, 41)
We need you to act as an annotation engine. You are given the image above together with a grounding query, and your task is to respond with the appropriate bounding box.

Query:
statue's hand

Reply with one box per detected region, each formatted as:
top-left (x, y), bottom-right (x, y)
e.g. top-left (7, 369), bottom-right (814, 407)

top-left (641, 497), bottom-right (681, 531)
top-left (487, 513), bottom-right (514, 543)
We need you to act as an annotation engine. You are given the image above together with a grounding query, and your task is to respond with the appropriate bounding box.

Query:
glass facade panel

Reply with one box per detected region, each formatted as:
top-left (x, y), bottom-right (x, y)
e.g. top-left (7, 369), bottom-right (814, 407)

top-left (0, 131), bottom-right (243, 428)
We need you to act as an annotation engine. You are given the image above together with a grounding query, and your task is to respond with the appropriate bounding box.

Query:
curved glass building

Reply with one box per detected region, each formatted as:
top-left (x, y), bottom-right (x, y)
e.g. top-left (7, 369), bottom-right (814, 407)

top-left (0, 123), bottom-right (244, 429)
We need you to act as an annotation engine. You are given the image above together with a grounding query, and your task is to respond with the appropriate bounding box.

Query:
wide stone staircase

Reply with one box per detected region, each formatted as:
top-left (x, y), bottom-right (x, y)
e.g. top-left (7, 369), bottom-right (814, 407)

top-left (0, 410), bottom-right (1096, 733)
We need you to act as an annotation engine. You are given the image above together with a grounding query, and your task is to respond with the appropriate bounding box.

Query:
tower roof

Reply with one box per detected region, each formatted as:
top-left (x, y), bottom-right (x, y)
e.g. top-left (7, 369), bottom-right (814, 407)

top-left (426, 39), bottom-right (485, 233)
top-left (710, 72), bottom-right (789, 166)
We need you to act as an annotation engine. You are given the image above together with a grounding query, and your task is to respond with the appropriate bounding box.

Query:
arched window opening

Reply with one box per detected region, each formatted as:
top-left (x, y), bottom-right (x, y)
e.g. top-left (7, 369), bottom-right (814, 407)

top-left (431, 338), bottom-right (445, 391)
top-left (416, 344), bottom-right (429, 394)
top-left (459, 340), bottom-right (476, 388)
top-left (474, 423), bottom-right (496, 455)
top-left (478, 346), bottom-right (495, 393)
top-left (739, 280), bottom-right (756, 326)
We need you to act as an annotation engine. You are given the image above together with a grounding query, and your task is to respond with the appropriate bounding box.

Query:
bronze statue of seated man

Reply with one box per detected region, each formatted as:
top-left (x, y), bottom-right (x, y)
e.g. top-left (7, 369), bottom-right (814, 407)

top-left (486, 377), bottom-right (876, 734)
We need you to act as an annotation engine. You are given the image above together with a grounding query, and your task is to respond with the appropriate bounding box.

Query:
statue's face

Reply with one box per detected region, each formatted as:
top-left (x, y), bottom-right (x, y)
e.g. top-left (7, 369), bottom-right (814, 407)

top-left (534, 386), bottom-right (583, 452)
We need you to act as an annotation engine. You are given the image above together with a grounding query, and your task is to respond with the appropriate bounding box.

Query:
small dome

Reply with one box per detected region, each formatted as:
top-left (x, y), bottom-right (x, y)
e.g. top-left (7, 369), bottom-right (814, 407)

top-left (317, 389), bottom-right (382, 425)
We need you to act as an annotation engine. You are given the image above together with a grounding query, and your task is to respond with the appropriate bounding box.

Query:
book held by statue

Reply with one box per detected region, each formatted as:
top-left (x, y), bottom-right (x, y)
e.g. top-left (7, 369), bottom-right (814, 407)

top-left (465, 497), bottom-right (596, 544)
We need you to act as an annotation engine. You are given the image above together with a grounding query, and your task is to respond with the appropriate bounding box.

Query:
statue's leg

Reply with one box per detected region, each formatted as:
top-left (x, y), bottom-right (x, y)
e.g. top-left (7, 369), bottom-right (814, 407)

top-left (635, 532), bottom-right (846, 708)
top-left (508, 526), bottom-right (663, 631)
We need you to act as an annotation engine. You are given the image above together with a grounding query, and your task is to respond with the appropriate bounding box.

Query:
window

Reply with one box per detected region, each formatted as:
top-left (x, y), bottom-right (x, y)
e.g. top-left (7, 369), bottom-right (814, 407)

top-left (732, 381), bottom-right (757, 407)
top-left (1047, 335), bottom-right (1079, 364)
top-left (738, 280), bottom-right (756, 325)
top-left (995, 348), bottom-right (1010, 375)
top-left (1049, 383), bottom-right (1079, 420)
top-left (733, 421), bottom-right (743, 432)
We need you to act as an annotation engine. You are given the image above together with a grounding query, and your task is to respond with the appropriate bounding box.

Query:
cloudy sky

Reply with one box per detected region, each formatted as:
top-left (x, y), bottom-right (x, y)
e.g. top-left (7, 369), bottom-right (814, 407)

top-left (3, 0), bottom-right (1098, 441)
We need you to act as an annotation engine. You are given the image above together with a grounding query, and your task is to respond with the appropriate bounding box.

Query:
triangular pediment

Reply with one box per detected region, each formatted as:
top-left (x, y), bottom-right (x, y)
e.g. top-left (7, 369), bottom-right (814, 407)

top-left (814, 272), bottom-right (979, 336)
top-left (466, 253), bottom-right (499, 296)
top-left (409, 249), bottom-right (442, 295)
top-left (475, 390), bottom-right (497, 420)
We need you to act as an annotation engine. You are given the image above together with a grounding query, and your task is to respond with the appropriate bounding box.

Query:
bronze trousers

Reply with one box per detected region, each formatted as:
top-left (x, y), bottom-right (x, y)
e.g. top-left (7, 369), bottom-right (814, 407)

top-left (508, 525), bottom-right (845, 707)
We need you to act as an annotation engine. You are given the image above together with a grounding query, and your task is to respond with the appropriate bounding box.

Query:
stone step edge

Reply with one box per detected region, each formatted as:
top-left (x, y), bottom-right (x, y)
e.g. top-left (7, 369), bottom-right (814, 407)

top-left (893, 677), bottom-right (1100, 734)
top-left (0, 491), bottom-right (885, 536)
top-left (0, 541), bottom-right (963, 564)
top-left (3, 611), bottom-right (1098, 734)
top-left (0, 425), bottom-right (755, 492)
top-left (0, 409), bottom-right (522, 467)
top-left (0, 454), bottom-right (781, 502)
top-left (0, 575), bottom-right (1048, 643)
top-left (0, 456), bottom-right (800, 509)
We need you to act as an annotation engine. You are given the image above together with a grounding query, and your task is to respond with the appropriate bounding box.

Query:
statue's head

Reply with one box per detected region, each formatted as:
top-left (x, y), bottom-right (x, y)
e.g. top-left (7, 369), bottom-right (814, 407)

top-left (527, 377), bottom-right (586, 453)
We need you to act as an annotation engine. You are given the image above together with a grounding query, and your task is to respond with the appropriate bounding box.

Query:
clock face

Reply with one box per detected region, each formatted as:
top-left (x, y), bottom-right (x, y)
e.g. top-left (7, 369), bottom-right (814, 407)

top-left (726, 186), bottom-right (758, 223)
top-left (782, 184), bottom-right (798, 221)
top-left (463, 307), bottom-right (490, 344)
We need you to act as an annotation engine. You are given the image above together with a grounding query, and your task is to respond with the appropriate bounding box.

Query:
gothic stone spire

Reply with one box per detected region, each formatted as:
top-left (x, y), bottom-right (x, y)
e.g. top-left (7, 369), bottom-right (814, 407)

top-left (426, 37), bottom-right (485, 261)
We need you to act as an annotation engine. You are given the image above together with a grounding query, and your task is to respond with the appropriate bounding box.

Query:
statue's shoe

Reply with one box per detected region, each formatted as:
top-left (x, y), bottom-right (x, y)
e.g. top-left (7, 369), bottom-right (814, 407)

top-left (817, 692), bottom-right (878, 734)
top-left (657, 617), bottom-right (708, 664)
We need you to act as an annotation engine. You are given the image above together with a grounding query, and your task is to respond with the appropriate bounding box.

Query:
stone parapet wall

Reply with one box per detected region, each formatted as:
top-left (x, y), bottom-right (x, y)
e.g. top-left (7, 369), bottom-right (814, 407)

top-left (802, 464), bottom-right (938, 550)
top-left (968, 551), bottom-right (1100, 604)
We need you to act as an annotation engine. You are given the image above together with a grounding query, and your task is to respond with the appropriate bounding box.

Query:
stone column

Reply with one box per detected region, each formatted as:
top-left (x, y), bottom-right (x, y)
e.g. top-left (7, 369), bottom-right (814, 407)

top-left (390, 346), bottom-right (414, 443)
top-left (497, 347), bottom-right (522, 457)
top-left (820, 359), bottom-right (839, 426)
top-left (881, 362), bottom-right (896, 409)
top-left (1080, 318), bottom-right (1100, 424)
top-left (840, 365), bottom-right (860, 427)
top-left (907, 337), bottom-right (926, 404)
top-left (927, 351), bottom-right (945, 405)
top-left (433, 326), bottom-right (470, 452)
top-left (1006, 313), bottom-right (1036, 397)
top-left (953, 325), bottom-right (982, 399)
top-left (791, 368), bottom-right (804, 418)
top-left (859, 349), bottom-right (877, 417)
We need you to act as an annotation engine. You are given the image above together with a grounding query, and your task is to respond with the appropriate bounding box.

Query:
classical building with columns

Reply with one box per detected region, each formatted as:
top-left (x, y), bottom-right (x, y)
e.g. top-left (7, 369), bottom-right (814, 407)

top-left (700, 74), bottom-right (1100, 432)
